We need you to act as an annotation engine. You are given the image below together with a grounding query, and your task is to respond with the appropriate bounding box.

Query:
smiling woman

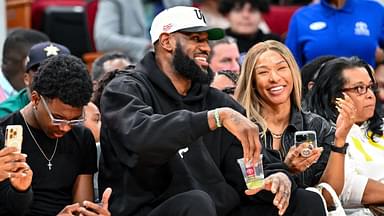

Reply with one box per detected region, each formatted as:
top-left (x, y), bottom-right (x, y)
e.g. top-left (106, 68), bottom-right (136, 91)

top-left (235, 41), bottom-right (353, 199)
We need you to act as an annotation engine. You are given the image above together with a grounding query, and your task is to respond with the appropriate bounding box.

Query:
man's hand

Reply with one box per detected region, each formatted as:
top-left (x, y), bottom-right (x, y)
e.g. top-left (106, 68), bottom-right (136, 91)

top-left (9, 164), bottom-right (33, 191)
top-left (0, 147), bottom-right (32, 189)
top-left (57, 203), bottom-right (81, 216)
top-left (79, 188), bottom-right (112, 216)
top-left (245, 172), bottom-right (292, 215)
top-left (284, 145), bottom-right (323, 174)
top-left (209, 108), bottom-right (261, 164)
top-left (57, 188), bottom-right (112, 216)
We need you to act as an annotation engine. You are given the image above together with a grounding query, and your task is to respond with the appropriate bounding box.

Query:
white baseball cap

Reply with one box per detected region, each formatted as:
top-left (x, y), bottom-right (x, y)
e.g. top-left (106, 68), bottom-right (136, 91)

top-left (150, 6), bottom-right (225, 44)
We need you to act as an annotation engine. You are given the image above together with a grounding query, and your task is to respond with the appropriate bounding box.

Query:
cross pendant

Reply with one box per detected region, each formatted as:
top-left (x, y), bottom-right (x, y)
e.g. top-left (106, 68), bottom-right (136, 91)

top-left (48, 162), bottom-right (53, 170)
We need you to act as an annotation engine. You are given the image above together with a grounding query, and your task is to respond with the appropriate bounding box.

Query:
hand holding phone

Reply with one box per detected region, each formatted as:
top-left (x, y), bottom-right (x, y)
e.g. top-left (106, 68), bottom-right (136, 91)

top-left (5, 125), bottom-right (23, 152)
top-left (294, 131), bottom-right (317, 157)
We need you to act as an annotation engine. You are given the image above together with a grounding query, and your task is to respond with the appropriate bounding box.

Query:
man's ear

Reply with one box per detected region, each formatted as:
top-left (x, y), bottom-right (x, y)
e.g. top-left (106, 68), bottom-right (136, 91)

top-left (159, 33), bottom-right (174, 52)
top-left (307, 81), bottom-right (315, 90)
top-left (23, 72), bottom-right (32, 86)
top-left (30, 91), bottom-right (40, 107)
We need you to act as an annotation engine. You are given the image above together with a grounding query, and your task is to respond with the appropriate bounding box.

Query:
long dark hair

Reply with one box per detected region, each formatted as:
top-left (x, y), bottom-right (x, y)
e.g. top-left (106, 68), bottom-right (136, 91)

top-left (306, 57), bottom-right (383, 138)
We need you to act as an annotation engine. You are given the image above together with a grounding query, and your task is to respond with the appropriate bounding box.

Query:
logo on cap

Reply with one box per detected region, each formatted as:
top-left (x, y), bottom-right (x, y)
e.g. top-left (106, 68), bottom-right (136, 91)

top-left (44, 44), bottom-right (60, 57)
top-left (163, 23), bottom-right (173, 31)
top-left (194, 9), bottom-right (206, 24)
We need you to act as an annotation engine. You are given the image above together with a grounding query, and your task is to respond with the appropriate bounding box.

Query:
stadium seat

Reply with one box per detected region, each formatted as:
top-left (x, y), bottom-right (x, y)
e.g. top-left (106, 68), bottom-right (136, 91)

top-left (262, 5), bottom-right (301, 39)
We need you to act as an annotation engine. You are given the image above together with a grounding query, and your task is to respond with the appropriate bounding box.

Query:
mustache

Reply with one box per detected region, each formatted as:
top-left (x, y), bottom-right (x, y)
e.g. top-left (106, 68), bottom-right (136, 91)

top-left (194, 51), bottom-right (209, 56)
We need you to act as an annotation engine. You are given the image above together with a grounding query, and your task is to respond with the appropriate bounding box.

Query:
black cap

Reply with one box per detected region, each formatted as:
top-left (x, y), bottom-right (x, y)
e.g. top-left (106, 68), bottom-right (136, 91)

top-left (25, 42), bottom-right (71, 72)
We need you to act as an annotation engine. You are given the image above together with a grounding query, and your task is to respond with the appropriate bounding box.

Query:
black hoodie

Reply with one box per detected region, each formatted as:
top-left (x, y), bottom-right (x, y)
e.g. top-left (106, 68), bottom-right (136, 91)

top-left (99, 52), bottom-right (292, 216)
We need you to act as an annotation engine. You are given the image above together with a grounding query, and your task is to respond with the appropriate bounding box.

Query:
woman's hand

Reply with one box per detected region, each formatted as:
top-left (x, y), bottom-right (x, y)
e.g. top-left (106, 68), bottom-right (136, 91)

top-left (284, 145), bottom-right (323, 174)
top-left (335, 93), bottom-right (356, 142)
top-left (245, 172), bottom-right (292, 215)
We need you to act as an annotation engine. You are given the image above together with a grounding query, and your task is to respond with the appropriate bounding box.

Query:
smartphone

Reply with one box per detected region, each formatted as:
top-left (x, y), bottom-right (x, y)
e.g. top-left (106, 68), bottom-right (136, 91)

top-left (5, 125), bottom-right (23, 152)
top-left (294, 131), bottom-right (317, 157)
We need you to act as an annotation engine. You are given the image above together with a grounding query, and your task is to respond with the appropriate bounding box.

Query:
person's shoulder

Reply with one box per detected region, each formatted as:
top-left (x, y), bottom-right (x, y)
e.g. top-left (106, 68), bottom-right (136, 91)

top-left (358, 0), bottom-right (384, 8)
top-left (207, 87), bottom-right (244, 112)
top-left (68, 126), bottom-right (96, 146)
top-left (262, 32), bottom-right (281, 42)
top-left (70, 125), bottom-right (94, 138)
top-left (302, 110), bottom-right (334, 129)
top-left (107, 66), bottom-right (148, 88)
top-left (359, 0), bottom-right (384, 15)
top-left (0, 89), bottom-right (29, 116)
top-left (302, 110), bottom-right (327, 121)
top-left (0, 111), bottom-right (20, 126)
top-left (292, 2), bottom-right (322, 17)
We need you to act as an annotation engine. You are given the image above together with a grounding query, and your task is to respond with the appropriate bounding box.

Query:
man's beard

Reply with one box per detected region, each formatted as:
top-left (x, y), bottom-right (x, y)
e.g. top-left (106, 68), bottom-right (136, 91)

top-left (172, 43), bottom-right (213, 84)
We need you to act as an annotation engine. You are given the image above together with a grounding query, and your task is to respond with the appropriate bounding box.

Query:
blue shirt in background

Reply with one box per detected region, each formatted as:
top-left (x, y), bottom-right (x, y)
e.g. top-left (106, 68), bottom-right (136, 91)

top-left (285, 0), bottom-right (384, 67)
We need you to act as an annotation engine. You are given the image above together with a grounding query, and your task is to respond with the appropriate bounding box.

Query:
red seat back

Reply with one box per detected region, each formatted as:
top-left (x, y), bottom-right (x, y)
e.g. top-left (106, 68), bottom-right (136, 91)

top-left (85, 0), bottom-right (99, 51)
top-left (262, 5), bottom-right (301, 38)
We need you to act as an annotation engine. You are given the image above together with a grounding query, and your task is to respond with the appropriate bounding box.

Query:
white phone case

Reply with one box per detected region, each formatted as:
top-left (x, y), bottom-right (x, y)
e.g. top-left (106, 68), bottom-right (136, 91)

top-left (5, 125), bottom-right (23, 152)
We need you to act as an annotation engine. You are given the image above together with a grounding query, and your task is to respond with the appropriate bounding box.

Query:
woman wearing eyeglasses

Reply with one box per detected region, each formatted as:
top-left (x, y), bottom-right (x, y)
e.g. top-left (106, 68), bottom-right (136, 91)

top-left (306, 56), bottom-right (384, 214)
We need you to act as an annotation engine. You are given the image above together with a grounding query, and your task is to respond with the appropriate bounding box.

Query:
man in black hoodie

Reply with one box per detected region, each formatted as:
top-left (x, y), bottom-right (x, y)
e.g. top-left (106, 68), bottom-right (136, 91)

top-left (99, 6), bottom-right (325, 216)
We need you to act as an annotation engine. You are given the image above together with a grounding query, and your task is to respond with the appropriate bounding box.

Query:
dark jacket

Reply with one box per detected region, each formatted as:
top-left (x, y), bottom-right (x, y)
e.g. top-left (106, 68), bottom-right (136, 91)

top-left (99, 52), bottom-right (293, 216)
top-left (0, 181), bottom-right (33, 216)
top-left (262, 107), bottom-right (334, 188)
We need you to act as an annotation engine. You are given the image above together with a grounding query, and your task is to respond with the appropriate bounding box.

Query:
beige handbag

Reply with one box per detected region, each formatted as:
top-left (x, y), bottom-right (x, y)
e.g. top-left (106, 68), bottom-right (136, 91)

top-left (306, 183), bottom-right (346, 216)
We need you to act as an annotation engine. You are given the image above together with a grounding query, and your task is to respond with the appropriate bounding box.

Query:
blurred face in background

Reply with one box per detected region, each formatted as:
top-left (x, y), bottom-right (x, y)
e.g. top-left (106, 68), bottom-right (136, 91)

top-left (103, 58), bottom-right (130, 74)
top-left (209, 43), bottom-right (240, 74)
top-left (375, 63), bottom-right (384, 103)
top-left (84, 102), bottom-right (101, 143)
top-left (226, 2), bottom-right (262, 36)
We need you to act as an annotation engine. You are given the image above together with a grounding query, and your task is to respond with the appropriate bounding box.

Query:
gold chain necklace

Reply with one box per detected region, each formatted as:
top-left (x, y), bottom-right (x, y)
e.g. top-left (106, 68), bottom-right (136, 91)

top-left (271, 132), bottom-right (283, 139)
top-left (22, 115), bottom-right (58, 171)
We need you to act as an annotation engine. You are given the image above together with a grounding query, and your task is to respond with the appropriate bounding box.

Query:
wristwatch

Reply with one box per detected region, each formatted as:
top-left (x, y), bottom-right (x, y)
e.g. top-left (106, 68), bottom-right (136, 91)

top-left (331, 142), bottom-right (349, 154)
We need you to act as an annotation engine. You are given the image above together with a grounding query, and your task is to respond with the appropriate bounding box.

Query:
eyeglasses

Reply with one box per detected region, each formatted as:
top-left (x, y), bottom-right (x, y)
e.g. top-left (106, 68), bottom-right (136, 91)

top-left (342, 83), bottom-right (377, 95)
top-left (40, 95), bottom-right (84, 126)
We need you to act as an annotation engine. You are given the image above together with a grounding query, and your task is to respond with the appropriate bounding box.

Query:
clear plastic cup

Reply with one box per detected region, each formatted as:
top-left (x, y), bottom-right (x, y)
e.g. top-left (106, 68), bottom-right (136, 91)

top-left (237, 155), bottom-right (264, 189)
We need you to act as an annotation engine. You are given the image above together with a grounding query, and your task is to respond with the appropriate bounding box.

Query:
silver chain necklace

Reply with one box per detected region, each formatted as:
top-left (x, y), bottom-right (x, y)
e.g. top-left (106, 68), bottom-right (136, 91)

top-left (22, 115), bottom-right (58, 171)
